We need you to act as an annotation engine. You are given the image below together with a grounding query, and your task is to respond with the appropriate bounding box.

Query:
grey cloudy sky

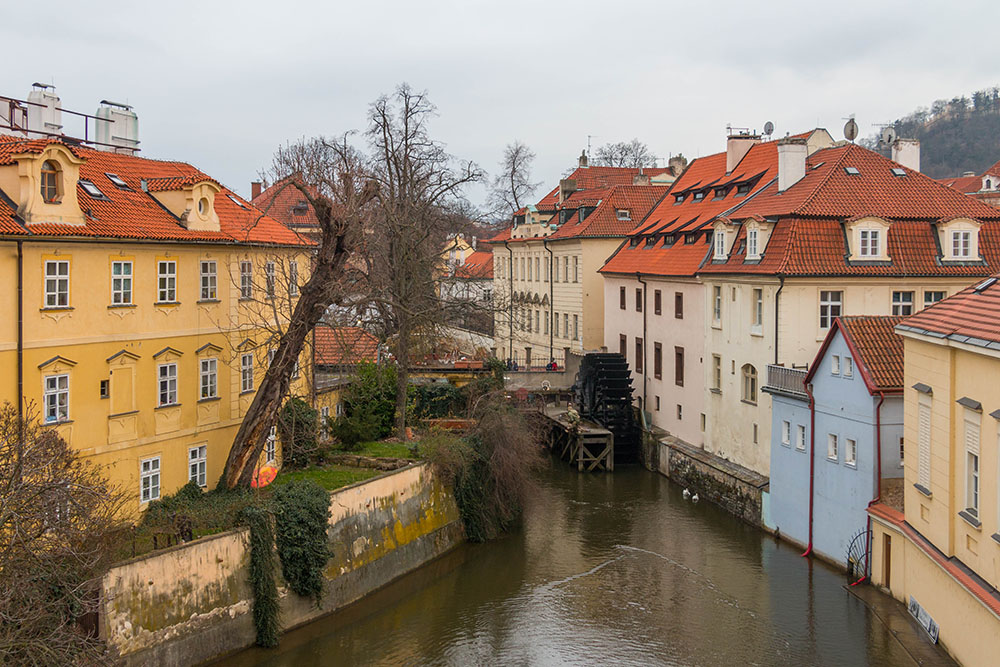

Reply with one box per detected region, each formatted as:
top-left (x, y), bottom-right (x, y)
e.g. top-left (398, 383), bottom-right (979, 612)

top-left (5, 0), bottom-right (999, 207)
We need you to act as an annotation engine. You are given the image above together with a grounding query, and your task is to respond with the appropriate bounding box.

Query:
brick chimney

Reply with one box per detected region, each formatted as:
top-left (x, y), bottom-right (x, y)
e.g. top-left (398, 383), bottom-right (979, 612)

top-left (726, 132), bottom-right (759, 173)
top-left (559, 179), bottom-right (577, 205)
top-left (633, 169), bottom-right (651, 186)
top-left (777, 137), bottom-right (808, 192)
top-left (891, 139), bottom-right (920, 173)
top-left (251, 181), bottom-right (262, 200)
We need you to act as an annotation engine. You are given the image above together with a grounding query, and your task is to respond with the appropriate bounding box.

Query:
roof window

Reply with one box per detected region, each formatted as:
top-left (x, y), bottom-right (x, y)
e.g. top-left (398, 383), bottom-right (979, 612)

top-left (891, 168), bottom-right (907, 177)
top-left (844, 167), bottom-right (861, 175)
top-left (663, 234), bottom-right (675, 245)
top-left (616, 209), bottom-right (631, 221)
top-left (693, 191), bottom-right (705, 201)
top-left (78, 179), bottom-right (106, 199)
top-left (685, 233), bottom-right (698, 245)
top-left (629, 236), bottom-right (641, 248)
top-left (736, 183), bottom-right (751, 195)
top-left (674, 194), bottom-right (685, 204)
top-left (713, 187), bottom-right (728, 200)
top-left (105, 173), bottom-right (130, 190)
top-left (974, 277), bottom-right (997, 292)
top-left (645, 236), bottom-right (657, 247)
top-left (227, 193), bottom-right (249, 210)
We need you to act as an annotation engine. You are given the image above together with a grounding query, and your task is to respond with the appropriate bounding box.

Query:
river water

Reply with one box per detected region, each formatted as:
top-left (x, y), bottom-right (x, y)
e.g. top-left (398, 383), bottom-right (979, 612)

top-left (217, 460), bottom-right (915, 666)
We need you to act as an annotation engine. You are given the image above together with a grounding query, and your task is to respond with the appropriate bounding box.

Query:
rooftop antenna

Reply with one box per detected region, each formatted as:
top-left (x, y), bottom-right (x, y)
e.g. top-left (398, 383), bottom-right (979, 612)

top-left (763, 121), bottom-right (774, 139)
top-left (878, 125), bottom-right (897, 146)
top-left (843, 114), bottom-right (858, 143)
top-left (587, 134), bottom-right (597, 157)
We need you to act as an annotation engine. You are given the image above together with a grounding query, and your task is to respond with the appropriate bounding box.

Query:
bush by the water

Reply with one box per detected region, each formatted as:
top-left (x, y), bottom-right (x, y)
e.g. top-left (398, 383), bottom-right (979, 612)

top-left (273, 480), bottom-right (332, 604)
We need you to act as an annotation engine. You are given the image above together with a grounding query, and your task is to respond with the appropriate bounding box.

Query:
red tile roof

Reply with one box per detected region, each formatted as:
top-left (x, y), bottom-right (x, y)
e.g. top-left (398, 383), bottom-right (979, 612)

top-left (252, 177), bottom-right (321, 231)
top-left (535, 165), bottom-right (669, 211)
top-left (546, 185), bottom-right (669, 240)
top-left (0, 136), bottom-right (311, 247)
top-left (838, 316), bottom-right (904, 392)
top-left (314, 326), bottom-right (380, 366)
top-left (896, 274), bottom-right (1000, 348)
top-left (939, 174), bottom-right (983, 194)
top-left (600, 232), bottom-right (713, 277)
top-left (454, 249), bottom-right (493, 279)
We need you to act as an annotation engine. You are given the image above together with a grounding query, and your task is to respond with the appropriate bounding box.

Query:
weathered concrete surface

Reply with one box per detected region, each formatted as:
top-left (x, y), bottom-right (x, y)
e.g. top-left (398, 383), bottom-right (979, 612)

top-left (102, 462), bottom-right (464, 666)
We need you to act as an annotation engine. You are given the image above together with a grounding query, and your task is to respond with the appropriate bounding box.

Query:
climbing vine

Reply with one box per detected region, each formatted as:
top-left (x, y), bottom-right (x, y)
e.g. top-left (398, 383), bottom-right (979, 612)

top-left (241, 505), bottom-right (280, 648)
top-left (273, 480), bottom-right (332, 605)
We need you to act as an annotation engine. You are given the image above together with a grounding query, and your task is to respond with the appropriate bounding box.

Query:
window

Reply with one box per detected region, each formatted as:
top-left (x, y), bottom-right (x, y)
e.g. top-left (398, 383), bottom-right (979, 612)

top-left (846, 438), bottom-right (857, 466)
top-left (265, 261), bottom-right (276, 297)
top-left (620, 286), bottom-right (626, 310)
top-left (44, 374), bottom-right (69, 423)
top-left (573, 256), bottom-right (579, 283)
top-left (157, 260), bottom-right (177, 302)
top-left (654, 290), bottom-right (662, 315)
top-left (289, 261), bottom-right (299, 296)
top-left (573, 314), bottom-right (579, 341)
top-left (891, 167), bottom-right (907, 177)
top-left (656, 397), bottom-right (660, 411)
top-left (554, 258), bottom-right (560, 282)
top-left (844, 167), bottom-right (860, 175)
top-left (918, 397), bottom-right (931, 489)
top-left (747, 228), bottom-right (759, 258)
top-left (675, 292), bottom-right (683, 319)
top-left (781, 421), bottom-right (791, 446)
top-left (752, 288), bottom-right (763, 329)
top-left (554, 312), bottom-right (560, 337)
top-left (241, 353), bottom-right (254, 393)
top-left (674, 347), bottom-right (685, 386)
top-left (266, 426), bottom-right (277, 463)
top-left (712, 355), bottom-right (722, 391)
top-left (563, 257), bottom-right (569, 283)
top-left (819, 290), bottom-right (842, 329)
top-left (544, 311), bottom-right (549, 335)
top-left (899, 436), bottom-right (905, 466)
top-left (616, 209), bottom-right (631, 221)
top-left (111, 261), bottom-right (132, 305)
top-left (892, 291), bottom-right (913, 316)
top-left (741, 364), bottom-right (757, 404)
top-left (200, 261), bottom-right (217, 300)
top-left (635, 288), bottom-right (643, 312)
top-left (106, 173), bottom-right (129, 189)
top-left (528, 258), bottom-right (533, 281)
top-left (859, 229), bottom-right (881, 257)
top-left (736, 183), bottom-right (751, 195)
top-left (753, 423), bottom-right (758, 444)
top-left (100, 379), bottom-right (109, 398)
top-left (797, 425), bottom-right (806, 451)
top-left (240, 261), bottom-right (253, 299)
top-left (619, 334), bottom-right (627, 358)
top-left (534, 309), bottom-right (540, 333)
top-left (200, 358), bottom-right (217, 399)
top-left (831, 355), bottom-right (841, 375)
top-left (140, 457), bottom-right (160, 503)
top-left (534, 258), bottom-right (540, 281)
top-left (189, 445), bottom-right (207, 487)
top-left (714, 230), bottom-right (726, 259)
top-left (828, 434), bottom-right (839, 461)
top-left (79, 179), bottom-right (104, 199)
top-left (41, 160), bottom-right (59, 202)
top-left (952, 230), bottom-right (972, 258)
top-left (677, 404), bottom-right (683, 420)
top-left (924, 291), bottom-right (945, 306)
top-left (564, 313), bottom-right (569, 338)
top-left (635, 338), bottom-right (643, 373)
top-left (713, 286), bottom-right (722, 322)
top-left (693, 190), bottom-right (705, 201)
top-left (158, 363), bottom-right (178, 406)
top-left (965, 414), bottom-right (981, 517)
top-left (44, 260), bottom-right (69, 307)
top-left (653, 342), bottom-right (662, 379)
top-left (843, 356), bottom-right (854, 378)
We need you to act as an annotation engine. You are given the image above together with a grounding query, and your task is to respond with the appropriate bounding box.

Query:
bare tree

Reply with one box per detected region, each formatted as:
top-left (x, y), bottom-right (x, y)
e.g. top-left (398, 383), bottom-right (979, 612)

top-left (0, 402), bottom-right (128, 664)
top-left (593, 138), bottom-right (658, 168)
top-left (487, 141), bottom-right (541, 221)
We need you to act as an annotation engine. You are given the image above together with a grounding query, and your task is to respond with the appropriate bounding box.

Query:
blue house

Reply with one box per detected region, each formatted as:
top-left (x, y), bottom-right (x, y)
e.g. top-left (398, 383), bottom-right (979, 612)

top-left (764, 316), bottom-right (904, 569)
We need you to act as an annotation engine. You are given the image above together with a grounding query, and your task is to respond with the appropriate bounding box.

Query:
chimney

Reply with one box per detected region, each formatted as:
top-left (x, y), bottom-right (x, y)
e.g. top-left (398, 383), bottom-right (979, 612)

top-left (668, 154), bottom-right (688, 177)
top-left (26, 83), bottom-right (62, 136)
top-left (633, 170), bottom-right (651, 186)
top-left (777, 137), bottom-right (808, 192)
top-left (891, 139), bottom-right (920, 172)
top-left (559, 178), bottom-right (577, 205)
top-left (95, 100), bottom-right (139, 154)
top-left (578, 150), bottom-right (588, 168)
top-left (726, 132), bottom-right (759, 173)
top-left (251, 181), bottom-right (263, 200)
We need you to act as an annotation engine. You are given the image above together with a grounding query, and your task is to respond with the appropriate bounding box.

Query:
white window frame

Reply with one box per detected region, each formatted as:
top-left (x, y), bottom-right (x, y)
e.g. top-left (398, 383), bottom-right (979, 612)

top-left (240, 260), bottom-right (253, 299)
top-left (200, 358), bottom-right (218, 399)
top-left (747, 227), bottom-right (759, 259)
top-left (965, 413), bottom-right (981, 517)
top-left (952, 230), bottom-right (971, 258)
top-left (158, 363), bottom-right (178, 407)
top-left (843, 356), bottom-right (854, 378)
top-left (845, 438), bottom-right (857, 467)
top-left (796, 424), bottom-right (806, 451)
top-left (140, 457), bottom-right (160, 503)
top-left (831, 354), bottom-right (841, 375)
top-left (44, 373), bottom-right (69, 423)
top-left (265, 261), bottom-right (276, 298)
top-left (241, 353), bottom-right (254, 393)
top-left (751, 288), bottom-right (763, 330)
top-left (924, 290), bottom-right (945, 306)
top-left (781, 420), bottom-right (791, 446)
top-left (189, 445), bottom-right (207, 487)
top-left (827, 433), bottom-right (839, 461)
top-left (266, 426), bottom-right (277, 463)
top-left (819, 290), bottom-right (842, 329)
top-left (111, 260), bottom-right (132, 305)
top-left (616, 209), bottom-right (631, 221)
top-left (859, 228), bottom-right (881, 258)
top-left (44, 259), bottom-right (70, 308)
top-left (157, 260), bottom-right (177, 303)
top-left (714, 230), bottom-right (726, 259)
top-left (713, 285), bottom-right (722, 323)
top-left (892, 290), bottom-right (914, 317)
top-left (200, 260), bottom-right (217, 300)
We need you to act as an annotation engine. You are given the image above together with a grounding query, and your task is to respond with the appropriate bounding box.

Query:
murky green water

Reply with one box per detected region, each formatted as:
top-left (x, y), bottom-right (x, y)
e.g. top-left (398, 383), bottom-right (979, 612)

top-left (216, 460), bottom-right (914, 666)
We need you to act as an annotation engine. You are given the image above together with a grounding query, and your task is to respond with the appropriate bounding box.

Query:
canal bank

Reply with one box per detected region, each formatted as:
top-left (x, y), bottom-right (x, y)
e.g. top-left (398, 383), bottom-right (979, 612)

top-left (215, 460), bottom-right (942, 666)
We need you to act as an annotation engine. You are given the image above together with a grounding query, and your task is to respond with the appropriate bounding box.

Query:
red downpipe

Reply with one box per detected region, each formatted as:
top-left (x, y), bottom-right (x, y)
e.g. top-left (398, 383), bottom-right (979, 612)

top-left (854, 390), bottom-right (887, 586)
top-left (802, 382), bottom-right (816, 558)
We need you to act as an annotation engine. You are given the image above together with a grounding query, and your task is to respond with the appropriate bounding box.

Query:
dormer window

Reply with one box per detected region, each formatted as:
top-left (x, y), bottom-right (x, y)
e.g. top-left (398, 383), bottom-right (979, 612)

top-left (859, 229), bottom-right (881, 257)
top-left (663, 234), bottom-right (675, 245)
top-left (685, 233), bottom-right (697, 245)
top-left (714, 230), bottom-right (727, 259)
top-left (674, 194), bottom-right (685, 204)
top-left (197, 197), bottom-right (209, 215)
top-left (629, 236), bottom-right (641, 248)
top-left (985, 178), bottom-right (993, 191)
top-left (616, 209), bottom-right (631, 221)
top-left (645, 236), bottom-right (656, 247)
top-left (693, 191), bottom-right (705, 202)
top-left (736, 183), bottom-right (751, 196)
top-left (41, 160), bottom-right (60, 203)
top-left (952, 230), bottom-right (972, 258)
top-left (746, 227), bottom-right (759, 259)
top-left (713, 187), bottom-right (727, 200)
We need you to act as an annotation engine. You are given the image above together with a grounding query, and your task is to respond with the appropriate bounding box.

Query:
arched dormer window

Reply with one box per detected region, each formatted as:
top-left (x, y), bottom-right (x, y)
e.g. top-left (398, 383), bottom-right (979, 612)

top-left (41, 160), bottom-right (61, 203)
top-left (986, 178), bottom-right (992, 190)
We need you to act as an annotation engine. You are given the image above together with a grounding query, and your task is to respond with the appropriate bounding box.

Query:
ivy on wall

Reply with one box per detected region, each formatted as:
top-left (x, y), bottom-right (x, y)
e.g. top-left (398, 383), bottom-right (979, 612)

top-left (240, 505), bottom-right (280, 648)
top-left (273, 481), bottom-right (332, 605)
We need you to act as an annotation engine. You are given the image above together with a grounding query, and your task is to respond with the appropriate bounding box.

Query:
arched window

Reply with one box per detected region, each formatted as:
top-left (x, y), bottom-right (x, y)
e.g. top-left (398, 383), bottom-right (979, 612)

top-left (41, 160), bottom-right (60, 203)
top-left (987, 179), bottom-right (993, 190)
top-left (742, 364), bottom-right (758, 404)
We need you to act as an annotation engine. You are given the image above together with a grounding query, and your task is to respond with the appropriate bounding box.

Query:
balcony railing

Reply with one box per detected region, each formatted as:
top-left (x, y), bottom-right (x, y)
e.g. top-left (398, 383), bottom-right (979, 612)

top-left (764, 364), bottom-right (808, 398)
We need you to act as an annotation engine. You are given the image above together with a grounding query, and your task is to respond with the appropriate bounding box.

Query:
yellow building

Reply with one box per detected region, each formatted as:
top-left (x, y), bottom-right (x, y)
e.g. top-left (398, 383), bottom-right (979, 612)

top-left (868, 276), bottom-right (1000, 667)
top-left (0, 134), bottom-right (312, 515)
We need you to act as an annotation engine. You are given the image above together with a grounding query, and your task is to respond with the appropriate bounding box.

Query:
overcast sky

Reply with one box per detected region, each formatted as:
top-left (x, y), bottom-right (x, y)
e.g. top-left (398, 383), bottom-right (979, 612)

top-left (5, 1), bottom-right (999, 208)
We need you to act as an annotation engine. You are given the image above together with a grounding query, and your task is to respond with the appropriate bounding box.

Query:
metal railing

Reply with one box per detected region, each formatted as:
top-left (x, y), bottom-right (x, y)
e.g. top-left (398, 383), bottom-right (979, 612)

top-left (764, 364), bottom-right (808, 397)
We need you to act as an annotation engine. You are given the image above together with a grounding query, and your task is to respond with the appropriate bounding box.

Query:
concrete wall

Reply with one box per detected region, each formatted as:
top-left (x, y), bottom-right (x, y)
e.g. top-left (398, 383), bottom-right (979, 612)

top-left (101, 462), bottom-right (464, 666)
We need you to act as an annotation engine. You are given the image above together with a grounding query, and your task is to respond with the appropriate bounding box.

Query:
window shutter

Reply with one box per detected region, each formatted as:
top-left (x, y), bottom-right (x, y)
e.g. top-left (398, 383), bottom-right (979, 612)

top-left (918, 401), bottom-right (931, 488)
top-left (965, 415), bottom-right (980, 456)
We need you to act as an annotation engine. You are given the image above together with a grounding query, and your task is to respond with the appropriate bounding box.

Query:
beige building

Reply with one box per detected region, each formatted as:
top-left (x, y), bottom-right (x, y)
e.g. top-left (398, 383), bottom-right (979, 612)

top-left (868, 277), bottom-right (1000, 667)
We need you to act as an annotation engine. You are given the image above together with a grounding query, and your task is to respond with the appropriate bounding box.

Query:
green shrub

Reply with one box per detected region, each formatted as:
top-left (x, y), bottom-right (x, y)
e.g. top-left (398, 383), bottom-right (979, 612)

top-left (413, 382), bottom-right (464, 419)
top-left (278, 397), bottom-right (319, 469)
top-left (241, 504), bottom-right (280, 647)
top-left (330, 362), bottom-right (399, 447)
top-left (273, 480), bottom-right (332, 605)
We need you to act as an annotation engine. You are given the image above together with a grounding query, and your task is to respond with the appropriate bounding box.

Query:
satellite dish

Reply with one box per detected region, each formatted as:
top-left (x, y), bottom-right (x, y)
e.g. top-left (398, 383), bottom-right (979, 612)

top-left (880, 126), bottom-right (897, 145)
top-left (763, 121), bottom-right (774, 137)
top-left (844, 118), bottom-right (859, 142)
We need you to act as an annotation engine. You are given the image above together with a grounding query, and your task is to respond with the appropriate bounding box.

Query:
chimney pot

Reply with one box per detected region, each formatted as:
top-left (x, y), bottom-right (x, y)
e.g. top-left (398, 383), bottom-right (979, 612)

top-left (891, 139), bottom-right (920, 173)
top-left (251, 181), bottom-right (262, 200)
top-left (776, 137), bottom-right (808, 192)
top-left (578, 150), bottom-right (588, 168)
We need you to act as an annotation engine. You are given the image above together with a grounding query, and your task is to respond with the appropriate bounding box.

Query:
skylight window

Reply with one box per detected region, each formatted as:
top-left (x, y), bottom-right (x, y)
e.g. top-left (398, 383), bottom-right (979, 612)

top-left (78, 180), bottom-right (105, 199)
top-left (891, 168), bottom-right (907, 177)
top-left (844, 167), bottom-right (861, 175)
top-left (227, 193), bottom-right (249, 210)
top-left (105, 173), bottom-right (130, 189)
top-left (974, 277), bottom-right (997, 292)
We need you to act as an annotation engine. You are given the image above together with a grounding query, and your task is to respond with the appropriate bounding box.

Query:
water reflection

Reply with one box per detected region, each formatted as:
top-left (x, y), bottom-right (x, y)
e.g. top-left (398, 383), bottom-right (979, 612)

top-left (215, 459), bottom-right (915, 666)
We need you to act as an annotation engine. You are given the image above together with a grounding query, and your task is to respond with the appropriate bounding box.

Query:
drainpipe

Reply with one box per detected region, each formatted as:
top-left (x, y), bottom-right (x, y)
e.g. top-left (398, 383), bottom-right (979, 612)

top-left (503, 241), bottom-right (514, 363)
top-left (16, 240), bottom-right (23, 478)
top-left (544, 240), bottom-right (554, 365)
top-left (636, 272), bottom-right (648, 411)
top-left (774, 275), bottom-right (784, 364)
top-left (802, 381), bottom-right (816, 558)
top-left (856, 390), bottom-right (887, 585)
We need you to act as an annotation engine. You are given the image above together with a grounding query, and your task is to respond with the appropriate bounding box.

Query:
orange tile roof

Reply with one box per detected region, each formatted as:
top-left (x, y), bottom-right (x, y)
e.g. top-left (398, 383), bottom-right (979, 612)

top-left (535, 165), bottom-right (669, 210)
top-left (0, 136), bottom-right (311, 247)
top-left (600, 232), bottom-right (713, 276)
top-left (454, 249), bottom-right (493, 279)
top-left (939, 174), bottom-right (983, 194)
top-left (314, 326), bottom-right (380, 366)
top-left (251, 177), bottom-right (321, 231)
top-left (837, 316), bottom-right (904, 392)
top-left (896, 274), bottom-right (1000, 348)
top-left (546, 184), bottom-right (669, 240)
